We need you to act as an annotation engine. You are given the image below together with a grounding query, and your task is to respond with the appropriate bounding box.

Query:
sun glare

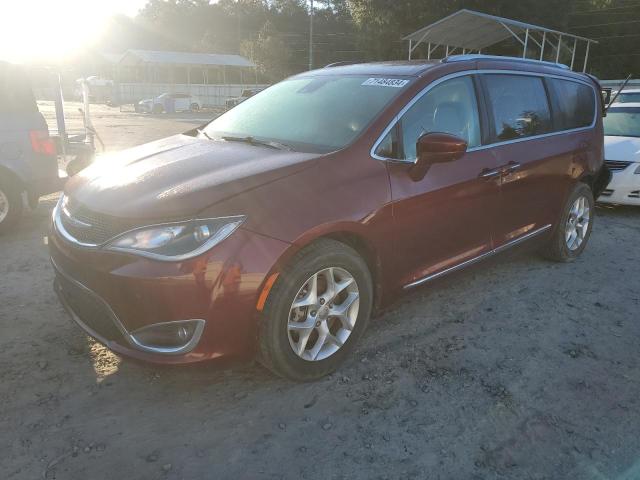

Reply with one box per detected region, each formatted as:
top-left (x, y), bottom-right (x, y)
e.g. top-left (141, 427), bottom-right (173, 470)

top-left (0, 0), bottom-right (141, 64)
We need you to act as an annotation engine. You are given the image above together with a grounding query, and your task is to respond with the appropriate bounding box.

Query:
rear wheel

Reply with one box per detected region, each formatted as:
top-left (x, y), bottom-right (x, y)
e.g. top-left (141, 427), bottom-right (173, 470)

top-left (258, 239), bottom-right (373, 381)
top-left (542, 183), bottom-right (594, 262)
top-left (0, 177), bottom-right (23, 234)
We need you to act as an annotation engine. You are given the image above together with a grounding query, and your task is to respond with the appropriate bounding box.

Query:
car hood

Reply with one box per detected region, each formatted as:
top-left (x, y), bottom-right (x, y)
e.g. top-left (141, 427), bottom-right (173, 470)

top-left (604, 135), bottom-right (640, 162)
top-left (65, 134), bottom-right (320, 219)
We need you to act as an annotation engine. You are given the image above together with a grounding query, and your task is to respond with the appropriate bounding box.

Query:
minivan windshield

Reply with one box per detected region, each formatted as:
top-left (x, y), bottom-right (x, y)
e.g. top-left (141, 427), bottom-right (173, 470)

top-left (604, 108), bottom-right (640, 138)
top-left (203, 75), bottom-right (412, 152)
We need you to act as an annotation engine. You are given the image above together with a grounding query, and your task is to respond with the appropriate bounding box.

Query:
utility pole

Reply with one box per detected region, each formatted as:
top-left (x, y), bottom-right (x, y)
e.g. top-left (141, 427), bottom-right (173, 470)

top-left (309, 0), bottom-right (314, 70)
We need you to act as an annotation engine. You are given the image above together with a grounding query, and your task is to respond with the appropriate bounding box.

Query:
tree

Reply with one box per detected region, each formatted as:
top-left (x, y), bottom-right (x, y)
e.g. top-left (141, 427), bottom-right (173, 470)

top-left (242, 21), bottom-right (295, 81)
top-left (89, 0), bottom-right (637, 80)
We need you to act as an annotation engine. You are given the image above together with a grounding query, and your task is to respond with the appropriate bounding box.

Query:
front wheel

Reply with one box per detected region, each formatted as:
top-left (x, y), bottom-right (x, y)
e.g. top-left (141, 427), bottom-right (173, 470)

top-left (542, 182), bottom-right (594, 262)
top-left (258, 239), bottom-right (373, 381)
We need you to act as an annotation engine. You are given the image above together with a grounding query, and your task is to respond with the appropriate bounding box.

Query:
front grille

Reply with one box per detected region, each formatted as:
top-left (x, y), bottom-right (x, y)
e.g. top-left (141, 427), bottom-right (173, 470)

top-left (629, 190), bottom-right (640, 199)
top-left (600, 189), bottom-right (614, 197)
top-left (60, 198), bottom-right (139, 245)
top-left (605, 160), bottom-right (631, 172)
top-left (55, 273), bottom-right (124, 342)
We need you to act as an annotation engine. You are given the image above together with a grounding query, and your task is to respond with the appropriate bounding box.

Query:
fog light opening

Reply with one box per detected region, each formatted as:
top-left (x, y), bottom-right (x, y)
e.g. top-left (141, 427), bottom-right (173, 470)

top-left (177, 326), bottom-right (189, 341)
top-left (130, 320), bottom-right (205, 354)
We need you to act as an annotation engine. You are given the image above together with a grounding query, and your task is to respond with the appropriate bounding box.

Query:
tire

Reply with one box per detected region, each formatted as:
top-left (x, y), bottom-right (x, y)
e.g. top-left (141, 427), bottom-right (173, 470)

top-left (258, 239), bottom-right (373, 382)
top-left (0, 177), bottom-right (24, 234)
top-left (190, 103), bottom-right (200, 112)
top-left (542, 182), bottom-right (594, 262)
top-left (152, 104), bottom-right (163, 114)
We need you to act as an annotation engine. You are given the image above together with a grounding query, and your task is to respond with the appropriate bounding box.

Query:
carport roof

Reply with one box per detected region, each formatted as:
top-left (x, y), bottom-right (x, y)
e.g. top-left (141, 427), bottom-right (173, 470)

top-left (120, 49), bottom-right (255, 68)
top-left (403, 9), bottom-right (597, 72)
top-left (403, 9), bottom-right (595, 51)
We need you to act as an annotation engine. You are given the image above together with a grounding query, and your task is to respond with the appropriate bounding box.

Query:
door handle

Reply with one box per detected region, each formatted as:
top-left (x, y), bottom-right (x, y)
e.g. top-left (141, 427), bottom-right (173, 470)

top-left (501, 161), bottom-right (521, 174)
top-left (479, 167), bottom-right (502, 179)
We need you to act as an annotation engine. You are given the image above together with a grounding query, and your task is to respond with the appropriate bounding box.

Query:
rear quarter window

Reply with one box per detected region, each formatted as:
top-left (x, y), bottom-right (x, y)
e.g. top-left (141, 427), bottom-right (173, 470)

top-left (0, 63), bottom-right (37, 113)
top-left (547, 78), bottom-right (595, 130)
top-left (483, 74), bottom-right (552, 142)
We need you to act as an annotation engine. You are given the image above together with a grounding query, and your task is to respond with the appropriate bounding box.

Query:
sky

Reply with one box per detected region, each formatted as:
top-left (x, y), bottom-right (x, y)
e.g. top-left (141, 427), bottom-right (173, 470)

top-left (0, 0), bottom-right (149, 63)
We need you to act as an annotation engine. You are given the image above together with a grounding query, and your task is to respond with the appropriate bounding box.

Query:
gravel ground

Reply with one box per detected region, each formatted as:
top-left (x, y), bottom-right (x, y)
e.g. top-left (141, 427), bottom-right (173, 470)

top-left (1, 104), bottom-right (639, 479)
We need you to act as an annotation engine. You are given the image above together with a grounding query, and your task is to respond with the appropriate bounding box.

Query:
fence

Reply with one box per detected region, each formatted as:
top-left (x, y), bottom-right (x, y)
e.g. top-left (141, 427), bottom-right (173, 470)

top-left (117, 83), bottom-right (270, 107)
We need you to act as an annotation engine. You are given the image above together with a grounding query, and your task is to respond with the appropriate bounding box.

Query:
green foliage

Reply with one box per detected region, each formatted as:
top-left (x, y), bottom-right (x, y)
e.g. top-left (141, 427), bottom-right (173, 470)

top-left (96, 0), bottom-right (638, 81)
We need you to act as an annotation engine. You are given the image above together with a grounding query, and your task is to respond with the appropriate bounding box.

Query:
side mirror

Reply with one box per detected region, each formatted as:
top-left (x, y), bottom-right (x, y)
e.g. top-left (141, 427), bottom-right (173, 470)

top-left (410, 132), bottom-right (468, 181)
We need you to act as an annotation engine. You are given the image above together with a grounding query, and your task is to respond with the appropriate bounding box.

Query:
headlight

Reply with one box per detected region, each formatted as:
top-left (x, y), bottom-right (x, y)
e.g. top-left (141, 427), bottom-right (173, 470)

top-left (104, 216), bottom-right (245, 261)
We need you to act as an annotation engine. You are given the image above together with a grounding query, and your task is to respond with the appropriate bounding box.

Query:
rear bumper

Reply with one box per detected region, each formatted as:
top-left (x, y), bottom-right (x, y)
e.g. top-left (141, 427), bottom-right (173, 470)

top-left (49, 223), bottom-right (290, 364)
top-left (28, 173), bottom-right (64, 197)
top-left (6, 153), bottom-right (61, 197)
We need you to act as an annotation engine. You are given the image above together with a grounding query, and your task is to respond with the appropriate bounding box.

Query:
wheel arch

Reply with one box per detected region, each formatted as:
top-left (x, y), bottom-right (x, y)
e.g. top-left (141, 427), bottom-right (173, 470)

top-left (259, 224), bottom-right (385, 314)
top-left (0, 165), bottom-right (26, 192)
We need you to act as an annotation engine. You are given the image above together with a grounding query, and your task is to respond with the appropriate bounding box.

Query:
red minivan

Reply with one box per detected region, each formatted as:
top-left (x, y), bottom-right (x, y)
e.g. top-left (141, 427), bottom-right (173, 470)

top-left (50, 55), bottom-right (609, 381)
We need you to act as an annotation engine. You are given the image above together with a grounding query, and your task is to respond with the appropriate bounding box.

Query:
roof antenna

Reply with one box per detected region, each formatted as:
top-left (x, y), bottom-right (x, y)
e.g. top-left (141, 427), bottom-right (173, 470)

top-left (605, 74), bottom-right (632, 113)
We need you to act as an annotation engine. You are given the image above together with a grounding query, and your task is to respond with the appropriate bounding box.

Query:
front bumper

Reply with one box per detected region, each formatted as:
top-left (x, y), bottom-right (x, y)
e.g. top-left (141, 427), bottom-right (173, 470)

top-left (598, 163), bottom-right (640, 206)
top-left (49, 223), bottom-right (290, 364)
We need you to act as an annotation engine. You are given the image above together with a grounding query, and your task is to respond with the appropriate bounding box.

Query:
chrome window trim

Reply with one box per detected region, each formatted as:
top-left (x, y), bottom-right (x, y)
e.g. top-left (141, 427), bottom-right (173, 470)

top-left (52, 257), bottom-right (205, 355)
top-left (403, 224), bottom-right (552, 289)
top-left (370, 69), bottom-right (598, 163)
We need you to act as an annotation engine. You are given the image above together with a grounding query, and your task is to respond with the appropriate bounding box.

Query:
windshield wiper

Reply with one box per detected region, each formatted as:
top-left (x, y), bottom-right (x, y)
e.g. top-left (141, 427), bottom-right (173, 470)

top-left (197, 128), bottom-right (213, 140)
top-left (221, 135), bottom-right (292, 151)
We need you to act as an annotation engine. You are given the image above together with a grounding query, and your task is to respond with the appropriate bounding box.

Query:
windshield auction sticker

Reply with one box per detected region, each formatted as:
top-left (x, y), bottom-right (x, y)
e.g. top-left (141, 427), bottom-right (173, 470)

top-left (362, 78), bottom-right (410, 88)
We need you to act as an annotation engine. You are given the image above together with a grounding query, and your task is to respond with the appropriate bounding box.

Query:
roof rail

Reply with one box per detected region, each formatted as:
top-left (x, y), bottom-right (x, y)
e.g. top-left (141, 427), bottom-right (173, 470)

top-left (444, 54), bottom-right (570, 70)
top-left (324, 61), bottom-right (361, 68)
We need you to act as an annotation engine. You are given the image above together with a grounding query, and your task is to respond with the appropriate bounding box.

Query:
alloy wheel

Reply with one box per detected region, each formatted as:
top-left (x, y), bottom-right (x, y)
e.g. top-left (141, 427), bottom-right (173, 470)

top-left (565, 195), bottom-right (590, 251)
top-left (287, 267), bottom-right (360, 361)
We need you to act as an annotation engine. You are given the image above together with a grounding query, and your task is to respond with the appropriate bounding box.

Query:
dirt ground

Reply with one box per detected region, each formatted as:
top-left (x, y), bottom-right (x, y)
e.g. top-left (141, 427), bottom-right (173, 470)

top-left (1, 104), bottom-right (639, 480)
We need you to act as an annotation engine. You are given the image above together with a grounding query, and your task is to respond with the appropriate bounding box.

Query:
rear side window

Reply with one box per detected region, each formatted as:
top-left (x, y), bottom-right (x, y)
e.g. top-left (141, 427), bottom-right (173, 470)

top-left (0, 63), bottom-right (37, 113)
top-left (548, 78), bottom-right (595, 130)
top-left (483, 74), bottom-right (552, 142)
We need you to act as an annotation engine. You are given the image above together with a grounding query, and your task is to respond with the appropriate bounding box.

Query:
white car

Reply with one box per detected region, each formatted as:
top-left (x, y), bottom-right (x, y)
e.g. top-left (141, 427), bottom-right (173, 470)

top-left (137, 93), bottom-right (201, 114)
top-left (225, 88), bottom-right (263, 109)
top-left (599, 103), bottom-right (640, 205)
top-left (611, 88), bottom-right (640, 104)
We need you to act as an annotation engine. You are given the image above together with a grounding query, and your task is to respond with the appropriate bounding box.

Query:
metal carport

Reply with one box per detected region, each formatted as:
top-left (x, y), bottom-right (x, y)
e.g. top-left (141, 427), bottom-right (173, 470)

top-left (403, 9), bottom-right (597, 72)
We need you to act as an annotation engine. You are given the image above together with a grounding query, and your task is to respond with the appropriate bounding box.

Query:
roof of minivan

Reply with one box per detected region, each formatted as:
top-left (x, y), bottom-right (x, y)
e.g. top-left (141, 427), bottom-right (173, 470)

top-left (305, 57), bottom-right (588, 80)
top-left (308, 60), bottom-right (441, 77)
